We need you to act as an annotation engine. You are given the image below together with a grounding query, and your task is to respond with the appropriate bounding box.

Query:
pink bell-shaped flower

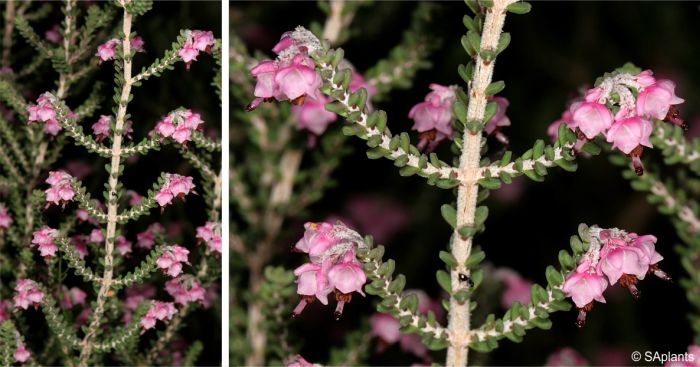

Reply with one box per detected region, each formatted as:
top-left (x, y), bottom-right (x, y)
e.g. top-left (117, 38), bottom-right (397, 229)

top-left (569, 101), bottom-right (614, 140)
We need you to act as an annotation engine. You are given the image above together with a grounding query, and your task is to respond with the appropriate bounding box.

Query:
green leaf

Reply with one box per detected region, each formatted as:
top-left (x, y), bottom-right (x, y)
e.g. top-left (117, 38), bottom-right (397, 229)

top-left (439, 251), bottom-right (458, 268)
top-left (485, 81), bottom-right (505, 96)
top-left (441, 204), bottom-right (457, 229)
top-left (507, 2), bottom-right (532, 14)
top-left (453, 100), bottom-right (468, 124)
top-left (436, 270), bottom-right (452, 293)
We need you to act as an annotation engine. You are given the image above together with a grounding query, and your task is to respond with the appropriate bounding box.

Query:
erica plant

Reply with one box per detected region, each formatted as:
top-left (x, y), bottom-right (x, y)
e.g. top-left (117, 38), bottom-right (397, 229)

top-left (234, 0), bottom-right (700, 366)
top-left (0, 1), bottom-right (221, 366)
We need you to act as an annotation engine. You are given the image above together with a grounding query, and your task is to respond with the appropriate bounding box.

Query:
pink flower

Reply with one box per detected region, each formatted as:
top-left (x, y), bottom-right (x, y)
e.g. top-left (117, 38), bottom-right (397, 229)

top-left (598, 241), bottom-right (650, 295)
top-left (328, 260), bottom-right (366, 295)
top-left (569, 101), bottom-right (614, 140)
top-left (127, 190), bottom-right (143, 206)
top-left (96, 39), bottom-right (119, 62)
top-left (635, 70), bottom-right (657, 88)
top-left (547, 110), bottom-right (574, 141)
top-left (91, 115), bottom-right (111, 142)
top-left (291, 90), bottom-right (337, 135)
top-left (115, 236), bottom-right (133, 256)
top-left (192, 30), bottom-right (215, 52)
top-left (0, 301), bottom-right (9, 322)
top-left (60, 286), bottom-right (87, 309)
top-left (370, 313), bottom-right (401, 344)
top-left (369, 290), bottom-right (438, 358)
top-left (13, 279), bottom-right (44, 310)
top-left (136, 223), bottom-right (164, 249)
top-left (584, 87), bottom-right (604, 103)
top-left (563, 266), bottom-right (608, 308)
top-left (130, 36), bottom-right (145, 52)
top-left (286, 355), bottom-right (319, 367)
top-left (156, 245), bottom-right (190, 277)
top-left (165, 277), bottom-right (205, 306)
top-left (294, 222), bottom-right (336, 259)
top-left (71, 235), bottom-right (88, 259)
top-left (291, 222), bottom-right (367, 319)
top-left (545, 347), bottom-right (588, 366)
top-left (89, 228), bottom-right (104, 244)
top-left (636, 79), bottom-right (684, 120)
top-left (0, 205), bottom-right (12, 230)
top-left (275, 54), bottom-right (321, 101)
top-left (153, 109), bottom-right (203, 144)
top-left (196, 222), bottom-right (221, 254)
top-left (494, 268), bottom-right (533, 309)
top-left (178, 43), bottom-right (198, 64)
top-left (156, 174), bottom-right (196, 208)
top-left (14, 343), bottom-right (30, 363)
top-left (140, 301), bottom-right (177, 332)
top-left (179, 30), bottom-right (215, 69)
top-left (272, 35), bottom-right (294, 54)
top-left (605, 117), bottom-right (653, 155)
top-left (27, 94), bottom-right (62, 136)
top-left (293, 263), bottom-right (332, 307)
top-left (45, 24), bottom-right (62, 44)
top-left (30, 226), bottom-right (59, 258)
top-left (409, 84), bottom-right (457, 150)
top-left (44, 170), bottom-right (74, 207)
top-left (349, 70), bottom-right (377, 97)
top-left (484, 96), bottom-right (511, 145)
top-left (250, 60), bottom-right (279, 100)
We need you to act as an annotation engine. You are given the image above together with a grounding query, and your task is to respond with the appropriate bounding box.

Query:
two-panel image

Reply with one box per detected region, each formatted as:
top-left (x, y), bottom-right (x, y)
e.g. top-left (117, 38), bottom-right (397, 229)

top-left (2, 0), bottom-right (700, 366)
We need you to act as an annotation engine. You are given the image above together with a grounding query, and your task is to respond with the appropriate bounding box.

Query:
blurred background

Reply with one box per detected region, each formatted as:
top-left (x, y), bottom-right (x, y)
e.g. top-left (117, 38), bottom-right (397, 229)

top-left (3, 1), bottom-right (222, 365)
top-left (232, 2), bottom-right (700, 365)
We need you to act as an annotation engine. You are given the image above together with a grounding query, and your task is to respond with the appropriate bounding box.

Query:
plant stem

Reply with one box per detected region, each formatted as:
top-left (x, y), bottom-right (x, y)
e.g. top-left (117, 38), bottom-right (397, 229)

top-left (246, 149), bottom-right (302, 366)
top-left (2, 0), bottom-right (14, 67)
top-left (78, 5), bottom-right (133, 365)
top-left (446, 1), bottom-right (514, 366)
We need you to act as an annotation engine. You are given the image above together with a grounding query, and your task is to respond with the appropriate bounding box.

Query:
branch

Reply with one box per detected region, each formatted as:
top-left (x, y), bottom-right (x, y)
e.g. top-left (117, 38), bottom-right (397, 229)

top-left (652, 122), bottom-right (700, 176)
top-left (358, 242), bottom-right (450, 349)
top-left (315, 54), bottom-right (461, 186)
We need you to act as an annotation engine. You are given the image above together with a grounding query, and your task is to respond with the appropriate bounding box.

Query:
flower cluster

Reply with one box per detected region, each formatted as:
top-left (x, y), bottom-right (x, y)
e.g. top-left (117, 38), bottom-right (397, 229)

top-left (153, 109), bottom-right (204, 144)
top-left (292, 222), bottom-right (367, 320)
top-left (408, 85), bottom-right (512, 150)
top-left (137, 223), bottom-right (165, 250)
top-left (165, 276), bottom-right (205, 306)
top-left (156, 245), bottom-right (190, 277)
top-left (140, 301), bottom-right (177, 332)
top-left (95, 36), bottom-right (145, 63)
top-left (14, 340), bottom-right (30, 364)
top-left (115, 235), bottom-right (133, 257)
top-left (550, 69), bottom-right (684, 175)
top-left (563, 226), bottom-right (669, 327)
top-left (196, 222), bottom-right (222, 254)
top-left (246, 26), bottom-right (323, 112)
top-left (27, 94), bottom-right (61, 136)
top-left (178, 30), bottom-right (216, 68)
top-left (155, 174), bottom-right (196, 208)
top-left (60, 286), bottom-right (87, 309)
top-left (91, 115), bottom-right (111, 142)
top-left (0, 205), bottom-right (12, 230)
top-left (408, 84), bottom-right (457, 151)
top-left (30, 226), bottom-right (59, 258)
top-left (44, 170), bottom-right (75, 207)
top-left (13, 279), bottom-right (44, 310)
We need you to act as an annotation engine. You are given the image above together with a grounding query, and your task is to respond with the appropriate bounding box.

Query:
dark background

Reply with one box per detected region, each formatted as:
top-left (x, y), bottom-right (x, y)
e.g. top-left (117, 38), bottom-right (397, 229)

top-left (3, 1), bottom-right (222, 365)
top-left (232, 1), bottom-right (700, 365)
